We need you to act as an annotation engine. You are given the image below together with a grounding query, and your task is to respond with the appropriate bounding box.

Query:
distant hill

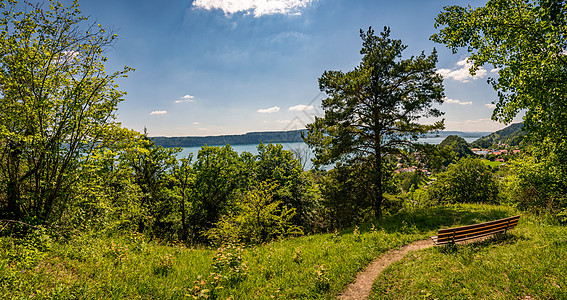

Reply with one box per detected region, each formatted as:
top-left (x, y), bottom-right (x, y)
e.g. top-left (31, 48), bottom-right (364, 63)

top-left (470, 123), bottom-right (525, 148)
top-left (439, 135), bottom-right (475, 158)
top-left (151, 130), bottom-right (307, 147)
top-left (151, 129), bottom-right (493, 148)
top-left (425, 130), bottom-right (491, 138)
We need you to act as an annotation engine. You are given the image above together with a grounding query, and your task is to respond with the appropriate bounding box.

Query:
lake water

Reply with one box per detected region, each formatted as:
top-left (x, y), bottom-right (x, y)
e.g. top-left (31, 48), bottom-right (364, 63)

top-left (176, 136), bottom-right (481, 170)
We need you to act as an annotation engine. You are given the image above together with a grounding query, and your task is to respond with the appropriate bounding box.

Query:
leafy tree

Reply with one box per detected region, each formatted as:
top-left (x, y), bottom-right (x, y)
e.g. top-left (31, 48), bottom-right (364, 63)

top-left (438, 135), bottom-right (475, 165)
top-left (121, 133), bottom-right (179, 236)
top-left (70, 127), bottom-right (144, 231)
top-left (171, 155), bottom-right (194, 242)
top-left (432, 0), bottom-right (567, 144)
top-left (0, 0), bottom-right (131, 224)
top-left (504, 155), bottom-right (567, 223)
top-left (427, 157), bottom-right (499, 204)
top-left (432, 0), bottom-right (567, 207)
top-left (396, 170), bottom-right (427, 193)
top-left (304, 27), bottom-right (445, 218)
top-left (189, 145), bottom-right (247, 241)
top-left (206, 181), bottom-right (302, 245)
top-left (254, 143), bottom-right (318, 229)
top-left (319, 163), bottom-right (373, 229)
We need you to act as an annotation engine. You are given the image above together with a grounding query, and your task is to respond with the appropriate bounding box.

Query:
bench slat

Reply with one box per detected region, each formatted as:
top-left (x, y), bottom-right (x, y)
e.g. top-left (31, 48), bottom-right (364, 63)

top-left (431, 215), bottom-right (520, 245)
top-left (437, 215), bottom-right (520, 234)
top-left (435, 221), bottom-right (519, 242)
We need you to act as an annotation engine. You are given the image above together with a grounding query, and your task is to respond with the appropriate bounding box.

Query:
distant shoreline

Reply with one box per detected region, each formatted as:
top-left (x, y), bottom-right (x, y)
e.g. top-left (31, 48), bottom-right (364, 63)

top-left (151, 129), bottom-right (490, 148)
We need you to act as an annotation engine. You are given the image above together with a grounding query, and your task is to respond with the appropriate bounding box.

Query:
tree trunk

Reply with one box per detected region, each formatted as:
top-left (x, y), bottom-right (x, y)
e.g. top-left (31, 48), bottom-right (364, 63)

top-left (374, 129), bottom-right (383, 219)
top-left (374, 160), bottom-right (383, 219)
top-left (5, 143), bottom-right (22, 220)
top-left (181, 192), bottom-right (188, 241)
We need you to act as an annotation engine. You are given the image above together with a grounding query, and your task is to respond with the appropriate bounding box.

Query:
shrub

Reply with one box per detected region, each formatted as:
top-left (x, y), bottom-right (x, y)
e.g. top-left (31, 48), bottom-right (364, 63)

top-left (427, 157), bottom-right (499, 204)
top-left (206, 182), bottom-right (303, 245)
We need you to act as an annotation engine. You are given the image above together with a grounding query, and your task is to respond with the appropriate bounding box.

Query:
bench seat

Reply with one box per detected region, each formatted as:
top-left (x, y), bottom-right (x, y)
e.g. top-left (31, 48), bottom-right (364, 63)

top-left (431, 215), bottom-right (520, 245)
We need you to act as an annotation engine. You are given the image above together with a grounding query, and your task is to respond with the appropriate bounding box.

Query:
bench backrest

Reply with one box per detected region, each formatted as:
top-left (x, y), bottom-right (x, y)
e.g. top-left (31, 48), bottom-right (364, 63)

top-left (435, 215), bottom-right (520, 245)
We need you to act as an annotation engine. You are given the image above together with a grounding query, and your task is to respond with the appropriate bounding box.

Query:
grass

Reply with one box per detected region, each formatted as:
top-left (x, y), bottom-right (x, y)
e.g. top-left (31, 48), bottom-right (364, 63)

top-left (481, 159), bottom-right (504, 168)
top-left (369, 213), bottom-right (567, 299)
top-left (0, 204), bottom-right (523, 299)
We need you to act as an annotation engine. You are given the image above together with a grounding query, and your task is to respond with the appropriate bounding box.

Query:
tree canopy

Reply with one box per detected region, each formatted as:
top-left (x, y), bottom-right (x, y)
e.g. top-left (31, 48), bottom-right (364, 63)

top-left (432, 0), bottom-right (567, 216)
top-left (304, 27), bottom-right (445, 218)
top-left (0, 0), bottom-right (131, 224)
top-left (432, 0), bottom-right (567, 149)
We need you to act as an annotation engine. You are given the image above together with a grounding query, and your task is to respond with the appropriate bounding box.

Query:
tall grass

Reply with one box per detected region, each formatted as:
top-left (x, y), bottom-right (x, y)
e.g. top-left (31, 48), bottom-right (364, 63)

top-left (0, 204), bottom-right (518, 299)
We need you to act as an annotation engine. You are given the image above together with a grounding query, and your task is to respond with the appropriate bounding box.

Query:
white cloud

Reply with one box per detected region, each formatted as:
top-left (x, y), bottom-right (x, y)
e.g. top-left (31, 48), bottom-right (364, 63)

top-left (150, 110), bottom-right (167, 115)
top-left (485, 103), bottom-right (497, 109)
top-left (192, 0), bottom-right (313, 17)
top-left (192, 122), bottom-right (200, 125)
top-left (437, 57), bottom-right (487, 82)
top-left (490, 68), bottom-right (500, 73)
top-left (443, 97), bottom-right (472, 105)
top-left (175, 94), bottom-right (195, 103)
top-left (289, 104), bottom-right (315, 111)
top-left (258, 106), bottom-right (280, 113)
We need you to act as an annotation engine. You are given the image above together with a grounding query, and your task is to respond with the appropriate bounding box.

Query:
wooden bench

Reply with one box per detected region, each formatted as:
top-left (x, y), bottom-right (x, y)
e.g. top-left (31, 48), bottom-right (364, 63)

top-left (431, 215), bottom-right (520, 246)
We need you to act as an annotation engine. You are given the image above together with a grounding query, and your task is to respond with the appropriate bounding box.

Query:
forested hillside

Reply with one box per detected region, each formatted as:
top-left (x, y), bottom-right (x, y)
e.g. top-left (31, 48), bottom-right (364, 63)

top-left (152, 130), bottom-right (306, 147)
top-left (470, 123), bottom-right (525, 148)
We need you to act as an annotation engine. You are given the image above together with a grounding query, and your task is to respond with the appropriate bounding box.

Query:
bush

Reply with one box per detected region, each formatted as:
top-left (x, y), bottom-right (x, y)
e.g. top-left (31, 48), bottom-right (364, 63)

top-left (427, 157), bottom-right (499, 204)
top-left (504, 156), bottom-right (567, 223)
top-left (206, 182), bottom-right (303, 245)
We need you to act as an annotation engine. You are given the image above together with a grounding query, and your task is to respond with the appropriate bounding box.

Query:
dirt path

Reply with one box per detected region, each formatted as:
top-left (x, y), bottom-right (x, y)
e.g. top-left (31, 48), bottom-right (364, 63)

top-left (338, 239), bottom-right (433, 300)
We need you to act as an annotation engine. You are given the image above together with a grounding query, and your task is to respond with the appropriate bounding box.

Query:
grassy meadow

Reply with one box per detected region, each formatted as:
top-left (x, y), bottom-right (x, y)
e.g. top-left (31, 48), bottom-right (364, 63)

top-left (370, 213), bottom-right (567, 299)
top-left (2, 204), bottom-right (565, 299)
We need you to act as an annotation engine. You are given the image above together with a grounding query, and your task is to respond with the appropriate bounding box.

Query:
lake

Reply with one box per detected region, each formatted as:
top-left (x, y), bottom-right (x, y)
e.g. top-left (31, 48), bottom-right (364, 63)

top-left (176, 136), bottom-right (481, 170)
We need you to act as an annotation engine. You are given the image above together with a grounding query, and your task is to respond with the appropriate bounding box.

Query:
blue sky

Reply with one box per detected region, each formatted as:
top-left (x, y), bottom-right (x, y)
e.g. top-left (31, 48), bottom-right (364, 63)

top-left (72, 0), bottom-right (521, 136)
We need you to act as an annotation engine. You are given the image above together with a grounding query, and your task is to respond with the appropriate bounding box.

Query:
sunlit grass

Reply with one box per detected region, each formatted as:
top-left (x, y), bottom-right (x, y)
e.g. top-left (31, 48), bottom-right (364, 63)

top-left (481, 159), bottom-right (504, 168)
top-left (370, 213), bottom-right (567, 299)
top-left (0, 204), bottom-right (520, 299)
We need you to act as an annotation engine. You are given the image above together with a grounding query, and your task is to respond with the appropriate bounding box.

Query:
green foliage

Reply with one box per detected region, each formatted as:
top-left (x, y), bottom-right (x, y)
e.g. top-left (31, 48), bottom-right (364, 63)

top-left (206, 182), bottom-right (303, 245)
top-left (428, 157), bottom-right (499, 204)
top-left (433, 0), bottom-right (567, 215)
top-left (471, 123), bottom-right (526, 149)
top-left (319, 163), bottom-right (373, 229)
top-left (0, 0), bottom-right (132, 225)
top-left (255, 143), bottom-right (319, 230)
top-left (438, 135), bottom-right (474, 165)
top-left (305, 26), bottom-right (445, 219)
top-left (504, 154), bottom-right (567, 223)
top-left (120, 131), bottom-right (180, 237)
top-left (433, 1), bottom-right (567, 142)
top-left (396, 171), bottom-right (427, 193)
top-left (188, 145), bottom-right (249, 242)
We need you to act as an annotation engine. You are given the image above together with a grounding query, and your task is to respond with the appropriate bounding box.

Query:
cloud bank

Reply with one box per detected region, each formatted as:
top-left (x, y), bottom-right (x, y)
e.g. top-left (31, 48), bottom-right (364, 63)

top-left (192, 0), bottom-right (314, 17)
top-left (258, 106), bottom-right (280, 113)
top-left (437, 58), bottom-right (487, 82)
